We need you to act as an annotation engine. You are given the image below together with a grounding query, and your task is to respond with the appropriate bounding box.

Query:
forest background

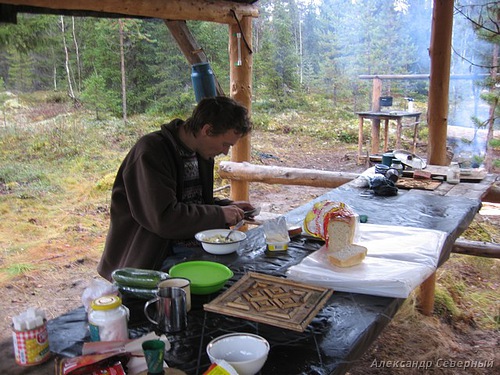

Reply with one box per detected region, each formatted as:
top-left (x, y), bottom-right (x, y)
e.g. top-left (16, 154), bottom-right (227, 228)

top-left (0, 0), bottom-right (497, 142)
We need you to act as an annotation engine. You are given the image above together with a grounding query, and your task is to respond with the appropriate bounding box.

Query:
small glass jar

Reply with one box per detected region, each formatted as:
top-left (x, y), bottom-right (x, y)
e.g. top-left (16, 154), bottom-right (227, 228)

top-left (447, 162), bottom-right (460, 184)
top-left (88, 295), bottom-right (129, 342)
top-left (390, 159), bottom-right (403, 177)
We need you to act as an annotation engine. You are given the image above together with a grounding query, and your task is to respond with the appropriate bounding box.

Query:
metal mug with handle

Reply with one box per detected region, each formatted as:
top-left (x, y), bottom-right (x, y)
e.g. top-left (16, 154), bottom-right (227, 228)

top-left (144, 286), bottom-right (187, 333)
top-left (157, 277), bottom-right (191, 312)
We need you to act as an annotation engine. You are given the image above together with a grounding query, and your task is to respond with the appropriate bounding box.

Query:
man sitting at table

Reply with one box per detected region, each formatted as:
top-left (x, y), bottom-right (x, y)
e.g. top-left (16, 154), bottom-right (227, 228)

top-left (97, 96), bottom-right (254, 281)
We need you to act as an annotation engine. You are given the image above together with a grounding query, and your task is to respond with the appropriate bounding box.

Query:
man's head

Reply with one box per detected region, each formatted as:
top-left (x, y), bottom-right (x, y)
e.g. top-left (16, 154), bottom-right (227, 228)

top-left (184, 96), bottom-right (252, 137)
top-left (183, 96), bottom-right (252, 160)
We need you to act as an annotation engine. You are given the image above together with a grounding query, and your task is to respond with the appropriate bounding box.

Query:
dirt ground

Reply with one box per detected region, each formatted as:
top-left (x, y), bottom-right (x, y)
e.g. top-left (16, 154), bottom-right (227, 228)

top-left (0, 128), bottom-right (498, 374)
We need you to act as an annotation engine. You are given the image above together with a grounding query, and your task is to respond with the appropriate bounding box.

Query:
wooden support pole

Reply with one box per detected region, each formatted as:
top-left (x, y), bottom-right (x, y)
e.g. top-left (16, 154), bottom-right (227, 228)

top-left (427, 0), bottom-right (454, 166)
top-left (357, 116), bottom-right (364, 164)
top-left (419, 271), bottom-right (436, 316)
top-left (229, 17), bottom-right (252, 202)
top-left (370, 78), bottom-right (382, 155)
top-left (165, 20), bottom-right (224, 96)
top-left (219, 161), bottom-right (359, 187)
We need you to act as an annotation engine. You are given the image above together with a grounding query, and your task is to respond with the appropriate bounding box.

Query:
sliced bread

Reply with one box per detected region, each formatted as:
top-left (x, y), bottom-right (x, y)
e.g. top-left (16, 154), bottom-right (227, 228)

top-left (327, 244), bottom-right (368, 268)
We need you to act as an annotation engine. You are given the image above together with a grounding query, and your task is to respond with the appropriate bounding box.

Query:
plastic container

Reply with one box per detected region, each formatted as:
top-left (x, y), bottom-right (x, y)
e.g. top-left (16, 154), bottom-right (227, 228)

top-left (446, 162), bottom-right (460, 184)
top-left (379, 96), bottom-right (393, 107)
top-left (88, 295), bottom-right (129, 342)
top-left (266, 241), bottom-right (289, 252)
top-left (263, 216), bottom-right (290, 252)
top-left (169, 261), bottom-right (233, 295)
top-left (382, 152), bottom-right (395, 167)
top-left (191, 62), bottom-right (216, 103)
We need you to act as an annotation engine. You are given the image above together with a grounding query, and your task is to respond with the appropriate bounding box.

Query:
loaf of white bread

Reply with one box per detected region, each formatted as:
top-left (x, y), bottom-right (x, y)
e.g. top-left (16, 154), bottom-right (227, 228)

top-left (304, 201), bottom-right (367, 267)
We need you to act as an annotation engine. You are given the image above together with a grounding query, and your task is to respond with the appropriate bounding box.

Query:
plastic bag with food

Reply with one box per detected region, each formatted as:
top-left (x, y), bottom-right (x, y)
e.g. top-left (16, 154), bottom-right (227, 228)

top-left (263, 216), bottom-right (290, 251)
top-left (81, 278), bottom-right (119, 312)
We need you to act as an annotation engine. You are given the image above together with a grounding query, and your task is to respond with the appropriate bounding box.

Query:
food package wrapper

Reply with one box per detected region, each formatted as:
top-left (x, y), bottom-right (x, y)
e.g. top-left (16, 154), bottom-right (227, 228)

top-left (81, 332), bottom-right (171, 375)
top-left (263, 216), bottom-right (290, 243)
top-left (287, 223), bottom-right (447, 298)
top-left (81, 278), bottom-right (119, 312)
top-left (303, 201), bottom-right (361, 245)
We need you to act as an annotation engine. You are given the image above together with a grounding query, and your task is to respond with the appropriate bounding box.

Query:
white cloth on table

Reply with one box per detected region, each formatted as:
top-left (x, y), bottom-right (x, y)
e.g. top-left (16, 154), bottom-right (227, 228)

top-left (286, 223), bottom-right (447, 298)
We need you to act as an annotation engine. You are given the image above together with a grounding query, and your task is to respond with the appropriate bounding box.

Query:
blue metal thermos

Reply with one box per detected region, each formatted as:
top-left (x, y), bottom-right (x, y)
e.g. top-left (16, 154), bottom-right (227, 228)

top-left (191, 62), bottom-right (216, 103)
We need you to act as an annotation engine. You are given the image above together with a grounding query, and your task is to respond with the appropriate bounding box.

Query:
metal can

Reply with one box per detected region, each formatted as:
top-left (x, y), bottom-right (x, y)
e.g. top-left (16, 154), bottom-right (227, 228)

top-left (88, 295), bottom-right (129, 342)
top-left (12, 308), bottom-right (51, 366)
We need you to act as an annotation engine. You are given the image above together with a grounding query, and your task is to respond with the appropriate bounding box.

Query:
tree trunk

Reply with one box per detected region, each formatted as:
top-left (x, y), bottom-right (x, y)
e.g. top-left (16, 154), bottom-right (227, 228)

top-left (71, 16), bottom-right (82, 93)
top-left (484, 38), bottom-right (498, 172)
top-left (119, 19), bottom-right (127, 124)
top-left (60, 16), bottom-right (76, 101)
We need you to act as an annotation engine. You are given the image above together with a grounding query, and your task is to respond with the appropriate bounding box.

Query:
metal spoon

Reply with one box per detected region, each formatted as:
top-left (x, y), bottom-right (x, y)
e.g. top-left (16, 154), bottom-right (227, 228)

top-left (225, 220), bottom-right (245, 241)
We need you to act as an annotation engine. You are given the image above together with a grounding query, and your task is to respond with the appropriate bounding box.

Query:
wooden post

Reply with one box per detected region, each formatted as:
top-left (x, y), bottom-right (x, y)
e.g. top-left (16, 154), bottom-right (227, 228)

top-left (357, 116), bottom-right (364, 164)
top-left (426, 0), bottom-right (458, 315)
top-left (372, 77), bottom-right (382, 111)
top-left (229, 16), bottom-right (252, 202)
top-left (427, 0), bottom-right (454, 166)
top-left (165, 20), bottom-right (225, 96)
top-left (383, 119), bottom-right (389, 152)
top-left (370, 78), bottom-right (382, 155)
top-left (419, 272), bottom-right (436, 316)
top-left (395, 118), bottom-right (402, 150)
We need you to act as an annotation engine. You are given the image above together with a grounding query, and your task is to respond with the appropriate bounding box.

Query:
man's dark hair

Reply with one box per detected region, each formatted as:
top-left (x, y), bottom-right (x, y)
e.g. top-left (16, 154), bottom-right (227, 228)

top-left (184, 96), bottom-right (252, 136)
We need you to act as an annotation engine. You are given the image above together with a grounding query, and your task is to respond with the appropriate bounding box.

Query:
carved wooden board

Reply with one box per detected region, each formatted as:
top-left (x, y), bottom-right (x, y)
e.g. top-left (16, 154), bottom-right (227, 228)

top-left (396, 177), bottom-right (441, 191)
top-left (204, 272), bottom-right (334, 332)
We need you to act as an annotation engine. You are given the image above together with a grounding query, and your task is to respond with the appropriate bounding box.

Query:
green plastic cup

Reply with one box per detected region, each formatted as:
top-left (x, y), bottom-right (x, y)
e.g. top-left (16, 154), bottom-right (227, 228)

top-left (142, 339), bottom-right (165, 374)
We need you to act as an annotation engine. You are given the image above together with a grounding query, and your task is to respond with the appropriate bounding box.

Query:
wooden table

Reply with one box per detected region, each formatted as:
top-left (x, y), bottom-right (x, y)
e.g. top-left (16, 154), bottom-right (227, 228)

top-left (356, 166), bottom-right (495, 315)
top-left (356, 111), bottom-right (421, 163)
top-left (21, 179), bottom-right (481, 375)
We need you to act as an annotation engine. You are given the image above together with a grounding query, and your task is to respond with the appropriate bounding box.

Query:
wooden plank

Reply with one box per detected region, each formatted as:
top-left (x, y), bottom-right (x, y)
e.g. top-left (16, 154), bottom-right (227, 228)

top-left (445, 174), bottom-right (498, 200)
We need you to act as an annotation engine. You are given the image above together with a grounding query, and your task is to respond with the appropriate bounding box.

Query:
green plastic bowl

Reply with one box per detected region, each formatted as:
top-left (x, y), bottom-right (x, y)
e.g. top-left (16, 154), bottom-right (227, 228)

top-left (169, 261), bottom-right (234, 295)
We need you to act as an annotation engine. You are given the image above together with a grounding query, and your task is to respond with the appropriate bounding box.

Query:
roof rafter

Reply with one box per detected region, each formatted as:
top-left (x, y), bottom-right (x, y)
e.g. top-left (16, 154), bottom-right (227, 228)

top-left (0, 0), bottom-right (259, 24)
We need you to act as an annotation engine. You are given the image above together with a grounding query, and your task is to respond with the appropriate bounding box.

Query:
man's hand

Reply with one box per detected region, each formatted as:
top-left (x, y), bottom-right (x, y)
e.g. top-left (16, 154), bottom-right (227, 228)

top-left (231, 200), bottom-right (255, 212)
top-left (221, 205), bottom-right (245, 226)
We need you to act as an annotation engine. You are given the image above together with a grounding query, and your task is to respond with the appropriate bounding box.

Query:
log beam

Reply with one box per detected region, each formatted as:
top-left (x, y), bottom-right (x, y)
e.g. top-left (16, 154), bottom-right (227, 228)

top-left (1, 0), bottom-right (259, 24)
top-left (452, 238), bottom-right (500, 258)
top-left (219, 161), bottom-right (360, 188)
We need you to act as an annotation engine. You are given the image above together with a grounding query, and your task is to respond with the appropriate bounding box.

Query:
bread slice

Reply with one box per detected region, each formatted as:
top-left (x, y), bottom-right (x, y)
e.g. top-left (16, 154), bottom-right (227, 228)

top-left (327, 244), bottom-right (368, 268)
top-left (326, 218), bottom-right (357, 252)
